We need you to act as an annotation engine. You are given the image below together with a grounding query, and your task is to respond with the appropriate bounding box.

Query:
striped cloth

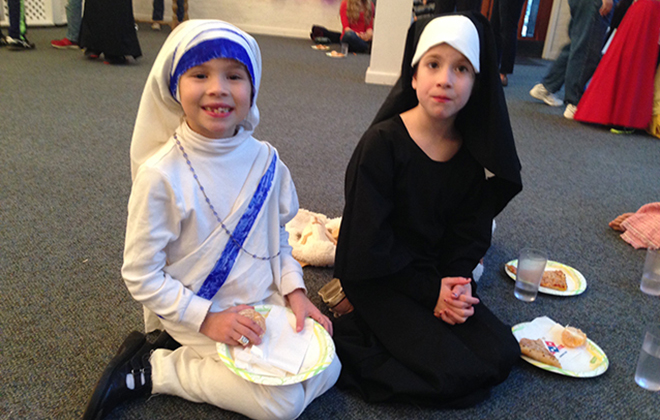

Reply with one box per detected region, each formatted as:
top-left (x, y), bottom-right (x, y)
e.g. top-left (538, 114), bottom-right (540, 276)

top-left (620, 202), bottom-right (660, 249)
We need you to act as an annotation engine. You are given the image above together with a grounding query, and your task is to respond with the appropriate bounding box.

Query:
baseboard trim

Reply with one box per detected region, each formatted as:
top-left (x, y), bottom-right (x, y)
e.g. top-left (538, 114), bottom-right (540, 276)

top-left (364, 68), bottom-right (399, 86)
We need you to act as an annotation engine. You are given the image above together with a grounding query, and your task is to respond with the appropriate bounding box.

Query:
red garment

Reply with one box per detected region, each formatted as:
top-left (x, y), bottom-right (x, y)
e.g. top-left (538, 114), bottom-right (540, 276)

top-left (340, 1), bottom-right (375, 36)
top-left (620, 202), bottom-right (660, 249)
top-left (575, 0), bottom-right (660, 129)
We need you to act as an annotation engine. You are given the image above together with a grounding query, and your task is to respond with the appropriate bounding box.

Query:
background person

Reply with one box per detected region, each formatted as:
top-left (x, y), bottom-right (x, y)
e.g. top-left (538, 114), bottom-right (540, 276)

top-left (311, 0), bottom-right (375, 53)
top-left (78, 0), bottom-right (142, 64)
top-left (51, 0), bottom-right (83, 49)
top-left (489, 0), bottom-right (526, 86)
top-left (529, 0), bottom-right (614, 119)
top-left (3, 0), bottom-right (35, 50)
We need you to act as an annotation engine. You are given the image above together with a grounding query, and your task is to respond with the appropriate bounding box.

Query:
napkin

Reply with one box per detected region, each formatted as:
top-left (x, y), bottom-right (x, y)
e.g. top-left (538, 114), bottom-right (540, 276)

top-left (233, 305), bottom-right (315, 376)
top-left (513, 316), bottom-right (596, 372)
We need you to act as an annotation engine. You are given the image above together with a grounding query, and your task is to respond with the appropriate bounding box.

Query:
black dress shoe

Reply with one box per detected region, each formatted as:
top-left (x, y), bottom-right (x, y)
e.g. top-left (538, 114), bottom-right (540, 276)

top-left (82, 330), bottom-right (182, 419)
top-left (82, 331), bottom-right (148, 420)
top-left (150, 330), bottom-right (181, 351)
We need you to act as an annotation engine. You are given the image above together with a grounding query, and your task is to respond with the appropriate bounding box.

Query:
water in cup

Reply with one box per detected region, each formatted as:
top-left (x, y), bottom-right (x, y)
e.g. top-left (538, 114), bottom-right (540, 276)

top-left (514, 280), bottom-right (539, 302)
top-left (340, 43), bottom-right (349, 56)
top-left (640, 249), bottom-right (660, 296)
top-left (635, 330), bottom-right (660, 391)
top-left (640, 271), bottom-right (660, 295)
top-left (513, 249), bottom-right (547, 302)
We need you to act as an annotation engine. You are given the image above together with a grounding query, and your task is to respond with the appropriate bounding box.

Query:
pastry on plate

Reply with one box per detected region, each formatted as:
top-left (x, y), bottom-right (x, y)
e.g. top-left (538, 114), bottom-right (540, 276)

top-left (562, 326), bottom-right (587, 348)
top-left (239, 308), bottom-right (267, 337)
top-left (506, 264), bottom-right (568, 291)
top-left (519, 338), bottom-right (561, 368)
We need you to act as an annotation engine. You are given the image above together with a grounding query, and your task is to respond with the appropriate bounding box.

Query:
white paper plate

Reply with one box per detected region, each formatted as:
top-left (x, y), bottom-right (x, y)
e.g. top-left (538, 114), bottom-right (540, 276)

top-left (504, 259), bottom-right (588, 296)
top-left (512, 322), bottom-right (608, 378)
top-left (216, 305), bottom-right (335, 386)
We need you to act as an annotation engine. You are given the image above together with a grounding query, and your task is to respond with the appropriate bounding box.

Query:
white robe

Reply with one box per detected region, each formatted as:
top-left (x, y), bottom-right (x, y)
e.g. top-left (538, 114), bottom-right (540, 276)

top-left (123, 123), bottom-right (340, 419)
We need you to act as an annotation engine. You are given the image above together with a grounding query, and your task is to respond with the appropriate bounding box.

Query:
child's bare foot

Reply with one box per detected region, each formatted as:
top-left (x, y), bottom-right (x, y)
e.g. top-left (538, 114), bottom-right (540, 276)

top-left (609, 213), bottom-right (634, 231)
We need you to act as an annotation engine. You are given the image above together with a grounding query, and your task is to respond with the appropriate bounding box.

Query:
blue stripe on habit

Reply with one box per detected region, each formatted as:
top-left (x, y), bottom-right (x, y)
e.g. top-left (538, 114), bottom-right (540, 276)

top-left (170, 38), bottom-right (255, 100)
top-left (196, 153), bottom-right (278, 300)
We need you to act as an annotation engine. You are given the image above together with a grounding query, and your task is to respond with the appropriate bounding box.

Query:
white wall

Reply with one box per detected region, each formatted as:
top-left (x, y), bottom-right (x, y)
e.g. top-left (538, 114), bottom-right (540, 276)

top-left (365, 0), bottom-right (412, 86)
top-left (133, 0), bottom-right (344, 39)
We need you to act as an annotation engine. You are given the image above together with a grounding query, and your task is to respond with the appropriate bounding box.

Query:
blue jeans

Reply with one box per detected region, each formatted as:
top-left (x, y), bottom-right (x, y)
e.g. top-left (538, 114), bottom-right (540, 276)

top-left (542, 0), bottom-right (611, 105)
top-left (65, 0), bottom-right (83, 42)
top-left (153, 0), bottom-right (185, 22)
top-left (340, 31), bottom-right (371, 54)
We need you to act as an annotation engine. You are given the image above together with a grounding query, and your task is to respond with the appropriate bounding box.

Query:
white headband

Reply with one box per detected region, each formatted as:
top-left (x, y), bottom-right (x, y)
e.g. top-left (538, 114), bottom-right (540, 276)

top-left (411, 15), bottom-right (480, 73)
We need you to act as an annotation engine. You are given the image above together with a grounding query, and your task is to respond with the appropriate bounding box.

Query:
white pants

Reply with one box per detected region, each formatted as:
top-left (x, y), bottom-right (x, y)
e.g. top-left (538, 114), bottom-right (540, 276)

top-left (151, 316), bottom-right (341, 420)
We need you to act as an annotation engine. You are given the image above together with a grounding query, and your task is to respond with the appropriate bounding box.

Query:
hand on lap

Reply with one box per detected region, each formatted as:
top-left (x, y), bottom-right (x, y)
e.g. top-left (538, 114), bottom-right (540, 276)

top-left (200, 305), bottom-right (264, 346)
top-left (434, 277), bottom-right (479, 325)
top-left (287, 288), bottom-right (333, 336)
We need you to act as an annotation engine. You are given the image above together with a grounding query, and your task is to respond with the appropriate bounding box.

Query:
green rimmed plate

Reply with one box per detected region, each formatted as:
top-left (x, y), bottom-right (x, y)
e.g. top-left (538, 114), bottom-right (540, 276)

top-left (504, 259), bottom-right (588, 296)
top-left (216, 305), bottom-right (335, 386)
top-left (512, 322), bottom-right (608, 378)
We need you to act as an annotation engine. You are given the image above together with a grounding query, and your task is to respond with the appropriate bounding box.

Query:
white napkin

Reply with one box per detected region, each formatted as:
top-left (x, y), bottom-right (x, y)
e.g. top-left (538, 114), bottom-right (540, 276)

top-left (513, 316), bottom-right (594, 372)
top-left (233, 305), bottom-right (314, 376)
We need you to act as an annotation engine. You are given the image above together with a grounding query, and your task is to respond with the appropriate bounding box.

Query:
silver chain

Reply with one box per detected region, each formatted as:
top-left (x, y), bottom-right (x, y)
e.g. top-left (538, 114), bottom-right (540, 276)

top-left (173, 133), bottom-right (280, 261)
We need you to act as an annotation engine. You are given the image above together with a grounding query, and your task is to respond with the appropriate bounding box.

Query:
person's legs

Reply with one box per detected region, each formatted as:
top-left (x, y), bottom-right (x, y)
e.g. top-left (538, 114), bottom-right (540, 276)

top-left (65, 0), bottom-right (83, 43)
top-left (152, 320), bottom-right (340, 420)
top-left (541, 42), bottom-right (571, 94)
top-left (498, 0), bottom-right (527, 75)
top-left (311, 25), bottom-right (342, 44)
top-left (7, 0), bottom-right (26, 40)
top-left (563, 0), bottom-right (609, 105)
top-left (175, 0), bottom-right (186, 23)
top-left (152, 0), bottom-right (164, 21)
top-left (340, 31), bottom-right (370, 53)
top-left (6, 0), bottom-right (34, 49)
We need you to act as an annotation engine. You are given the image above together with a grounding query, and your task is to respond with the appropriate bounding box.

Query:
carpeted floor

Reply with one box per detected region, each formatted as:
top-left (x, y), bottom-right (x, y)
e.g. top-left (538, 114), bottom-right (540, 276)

top-left (1, 23), bottom-right (659, 420)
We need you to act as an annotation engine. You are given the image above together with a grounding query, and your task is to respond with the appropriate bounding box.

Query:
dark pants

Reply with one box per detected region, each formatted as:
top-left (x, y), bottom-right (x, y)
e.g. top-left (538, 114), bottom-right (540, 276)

top-left (152, 0), bottom-right (185, 22)
top-left (7, 0), bottom-right (27, 40)
top-left (433, 0), bottom-right (483, 14)
top-left (542, 0), bottom-right (611, 105)
top-left (490, 0), bottom-right (527, 74)
top-left (341, 31), bottom-right (371, 53)
top-left (311, 26), bottom-right (372, 53)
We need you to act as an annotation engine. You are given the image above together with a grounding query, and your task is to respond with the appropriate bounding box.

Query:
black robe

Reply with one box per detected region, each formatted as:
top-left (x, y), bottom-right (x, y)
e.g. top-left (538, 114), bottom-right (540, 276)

top-left (79, 0), bottom-right (142, 59)
top-left (332, 12), bottom-right (523, 408)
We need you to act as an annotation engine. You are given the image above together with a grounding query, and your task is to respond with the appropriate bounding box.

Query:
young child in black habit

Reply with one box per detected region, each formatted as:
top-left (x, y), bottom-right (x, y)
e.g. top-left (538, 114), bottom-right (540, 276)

top-left (331, 12), bottom-right (523, 407)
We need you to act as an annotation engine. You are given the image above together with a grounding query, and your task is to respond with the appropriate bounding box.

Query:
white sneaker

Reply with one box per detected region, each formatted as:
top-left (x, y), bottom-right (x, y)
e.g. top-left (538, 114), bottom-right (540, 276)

top-left (151, 22), bottom-right (161, 31)
top-left (564, 104), bottom-right (577, 120)
top-left (530, 83), bottom-right (563, 107)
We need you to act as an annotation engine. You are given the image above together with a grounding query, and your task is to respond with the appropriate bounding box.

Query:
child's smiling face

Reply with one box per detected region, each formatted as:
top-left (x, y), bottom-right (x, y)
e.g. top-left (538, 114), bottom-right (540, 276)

top-left (412, 43), bottom-right (476, 122)
top-left (179, 58), bottom-right (252, 139)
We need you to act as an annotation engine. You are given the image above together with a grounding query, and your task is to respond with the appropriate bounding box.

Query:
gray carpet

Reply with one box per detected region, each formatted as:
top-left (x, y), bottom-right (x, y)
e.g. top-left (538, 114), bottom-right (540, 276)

top-left (1, 24), bottom-right (659, 420)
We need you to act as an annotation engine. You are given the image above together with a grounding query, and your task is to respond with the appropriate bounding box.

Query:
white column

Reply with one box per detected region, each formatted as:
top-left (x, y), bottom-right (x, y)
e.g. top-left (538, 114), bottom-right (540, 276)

top-left (365, 0), bottom-right (414, 86)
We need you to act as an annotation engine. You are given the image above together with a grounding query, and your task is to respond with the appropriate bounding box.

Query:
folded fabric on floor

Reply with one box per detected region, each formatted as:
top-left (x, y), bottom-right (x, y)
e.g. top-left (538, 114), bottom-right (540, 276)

top-left (285, 209), bottom-right (341, 267)
top-left (620, 202), bottom-right (660, 249)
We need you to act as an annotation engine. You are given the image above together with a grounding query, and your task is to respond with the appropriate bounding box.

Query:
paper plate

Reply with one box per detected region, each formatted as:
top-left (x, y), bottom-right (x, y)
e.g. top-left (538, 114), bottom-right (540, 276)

top-left (512, 322), bottom-right (608, 378)
top-left (325, 51), bottom-right (346, 58)
top-left (216, 305), bottom-right (335, 386)
top-left (504, 259), bottom-right (588, 296)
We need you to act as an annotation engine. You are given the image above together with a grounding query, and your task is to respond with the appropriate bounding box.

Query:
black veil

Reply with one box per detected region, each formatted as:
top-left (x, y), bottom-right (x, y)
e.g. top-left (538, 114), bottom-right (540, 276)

top-left (372, 11), bottom-right (522, 215)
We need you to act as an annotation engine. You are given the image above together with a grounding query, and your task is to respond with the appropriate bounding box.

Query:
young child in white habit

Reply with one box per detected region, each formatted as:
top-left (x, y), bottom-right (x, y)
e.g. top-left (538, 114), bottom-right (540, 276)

top-left (82, 20), bottom-right (340, 420)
